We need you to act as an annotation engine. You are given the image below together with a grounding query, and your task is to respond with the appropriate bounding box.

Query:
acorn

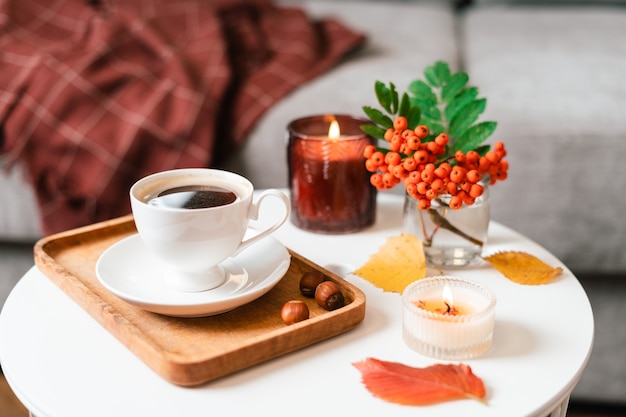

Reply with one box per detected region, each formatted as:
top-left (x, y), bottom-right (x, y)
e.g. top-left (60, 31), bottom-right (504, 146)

top-left (280, 300), bottom-right (309, 325)
top-left (299, 271), bottom-right (325, 297)
top-left (314, 281), bottom-right (345, 311)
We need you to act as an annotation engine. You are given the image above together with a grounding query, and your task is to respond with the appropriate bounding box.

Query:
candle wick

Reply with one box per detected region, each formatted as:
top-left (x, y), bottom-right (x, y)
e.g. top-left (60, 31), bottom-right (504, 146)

top-left (444, 301), bottom-right (452, 313)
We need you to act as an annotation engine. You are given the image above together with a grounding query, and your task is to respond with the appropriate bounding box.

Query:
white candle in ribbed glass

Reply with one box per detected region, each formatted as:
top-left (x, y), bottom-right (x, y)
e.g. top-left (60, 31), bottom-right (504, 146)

top-left (402, 276), bottom-right (496, 360)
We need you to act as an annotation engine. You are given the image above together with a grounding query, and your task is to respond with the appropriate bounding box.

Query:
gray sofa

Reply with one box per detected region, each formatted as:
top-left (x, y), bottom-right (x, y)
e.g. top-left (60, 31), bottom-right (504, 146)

top-left (1, 0), bottom-right (625, 406)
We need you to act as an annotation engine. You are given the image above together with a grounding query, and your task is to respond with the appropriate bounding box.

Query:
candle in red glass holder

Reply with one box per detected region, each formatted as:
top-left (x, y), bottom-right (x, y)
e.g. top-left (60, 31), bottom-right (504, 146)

top-left (287, 114), bottom-right (377, 233)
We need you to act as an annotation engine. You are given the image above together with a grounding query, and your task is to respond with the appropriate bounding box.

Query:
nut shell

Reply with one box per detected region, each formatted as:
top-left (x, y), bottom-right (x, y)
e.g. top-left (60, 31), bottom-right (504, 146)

top-left (314, 281), bottom-right (345, 311)
top-left (299, 271), bottom-right (325, 297)
top-left (280, 300), bottom-right (310, 325)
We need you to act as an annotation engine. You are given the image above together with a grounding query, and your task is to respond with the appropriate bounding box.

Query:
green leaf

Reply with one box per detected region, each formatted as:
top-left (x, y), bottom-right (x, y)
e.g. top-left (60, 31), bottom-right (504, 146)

top-left (407, 105), bottom-right (421, 130)
top-left (390, 83), bottom-right (399, 114)
top-left (449, 98), bottom-right (486, 138)
top-left (451, 121), bottom-right (498, 153)
top-left (362, 106), bottom-right (393, 129)
top-left (418, 115), bottom-right (445, 137)
top-left (434, 61), bottom-right (451, 86)
top-left (442, 72), bottom-right (469, 102)
top-left (423, 61), bottom-right (451, 87)
top-left (375, 81), bottom-right (392, 114)
top-left (398, 93), bottom-right (410, 118)
top-left (418, 103), bottom-right (441, 121)
top-left (445, 87), bottom-right (479, 121)
top-left (360, 123), bottom-right (387, 140)
top-left (408, 80), bottom-right (437, 106)
top-left (474, 144), bottom-right (491, 156)
top-left (424, 65), bottom-right (439, 87)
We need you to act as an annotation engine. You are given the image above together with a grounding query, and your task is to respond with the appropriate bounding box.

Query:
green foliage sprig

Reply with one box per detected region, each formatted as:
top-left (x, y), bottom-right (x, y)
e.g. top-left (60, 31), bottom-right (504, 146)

top-left (361, 60), bottom-right (497, 157)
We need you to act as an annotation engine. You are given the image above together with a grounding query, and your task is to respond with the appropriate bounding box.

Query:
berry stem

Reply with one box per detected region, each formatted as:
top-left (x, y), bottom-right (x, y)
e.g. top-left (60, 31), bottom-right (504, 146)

top-left (422, 207), bottom-right (484, 248)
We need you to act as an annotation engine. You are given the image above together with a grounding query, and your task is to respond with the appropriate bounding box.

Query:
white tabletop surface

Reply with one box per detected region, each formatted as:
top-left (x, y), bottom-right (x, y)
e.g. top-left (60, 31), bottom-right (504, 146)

top-left (0, 192), bottom-right (594, 417)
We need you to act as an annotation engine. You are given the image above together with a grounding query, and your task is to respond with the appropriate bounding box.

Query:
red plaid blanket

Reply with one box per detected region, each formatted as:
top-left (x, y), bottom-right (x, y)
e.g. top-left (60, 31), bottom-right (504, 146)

top-left (0, 0), bottom-right (365, 234)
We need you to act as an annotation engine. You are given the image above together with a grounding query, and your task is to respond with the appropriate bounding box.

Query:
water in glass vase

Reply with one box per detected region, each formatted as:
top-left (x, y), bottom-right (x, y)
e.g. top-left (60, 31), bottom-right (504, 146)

top-left (403, 185), bottom-right (490, 268)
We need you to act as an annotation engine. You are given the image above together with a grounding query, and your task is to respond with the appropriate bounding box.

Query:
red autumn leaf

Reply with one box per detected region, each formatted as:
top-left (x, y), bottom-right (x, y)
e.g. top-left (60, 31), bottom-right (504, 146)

top-left (353, 358), bottom-right (487, 406)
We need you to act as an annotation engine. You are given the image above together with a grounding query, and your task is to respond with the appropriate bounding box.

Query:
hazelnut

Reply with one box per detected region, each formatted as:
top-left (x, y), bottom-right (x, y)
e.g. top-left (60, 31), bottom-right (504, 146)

top-left (314, 281), bottom-right (345, 311)
top-left (280, 300), bottom-right (309, 325)
top-left (299, 271), bottom-right (325, 297)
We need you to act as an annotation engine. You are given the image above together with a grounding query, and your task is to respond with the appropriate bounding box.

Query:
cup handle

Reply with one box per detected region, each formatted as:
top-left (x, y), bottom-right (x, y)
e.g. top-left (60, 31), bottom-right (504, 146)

top-left (233, 189), bottom-right (291, 256)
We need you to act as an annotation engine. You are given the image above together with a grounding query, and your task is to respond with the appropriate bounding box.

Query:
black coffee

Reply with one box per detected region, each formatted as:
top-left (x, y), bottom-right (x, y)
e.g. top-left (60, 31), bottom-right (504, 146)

top-left (149, 185), bottom-right (237, 209)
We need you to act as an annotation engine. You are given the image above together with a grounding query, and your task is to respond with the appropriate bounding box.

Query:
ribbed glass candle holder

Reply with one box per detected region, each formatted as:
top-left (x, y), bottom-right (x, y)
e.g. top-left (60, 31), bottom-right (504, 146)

top-left (402, 276), bottom-right (496, 360)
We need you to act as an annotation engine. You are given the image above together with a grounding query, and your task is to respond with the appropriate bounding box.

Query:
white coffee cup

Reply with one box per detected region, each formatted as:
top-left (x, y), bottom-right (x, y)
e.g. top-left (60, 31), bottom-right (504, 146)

top-left (130, 168), bottom-right (290, 292)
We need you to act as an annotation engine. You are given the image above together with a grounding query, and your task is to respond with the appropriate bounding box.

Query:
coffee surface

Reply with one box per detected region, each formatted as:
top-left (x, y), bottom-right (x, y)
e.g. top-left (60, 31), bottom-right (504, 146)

top-left (149, 185), bottom-right (237, 209)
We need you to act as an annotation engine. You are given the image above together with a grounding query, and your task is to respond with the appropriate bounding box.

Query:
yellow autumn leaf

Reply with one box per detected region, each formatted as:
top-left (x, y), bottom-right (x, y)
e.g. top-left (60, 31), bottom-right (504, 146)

top-left (353, 233), bottom-right (426, 293)
top-left (483, 251), bottom-right (563, 285)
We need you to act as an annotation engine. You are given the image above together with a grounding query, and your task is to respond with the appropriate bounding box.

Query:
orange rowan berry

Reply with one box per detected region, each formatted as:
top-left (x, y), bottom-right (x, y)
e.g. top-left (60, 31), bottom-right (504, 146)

top-left (488, 163), bottom-right (500, 177)
top-left (385, 152), bottom-right (401, 166)
top-left (478, 156), bottom-right (491, 172)
top-left (469, 183), bottom-right (484, 199)
top-left (449, 166), bottom-right (467, 183)
top-left (365, 159), bottom-right (378, 172)
top-left (417, 181), bottom-right (429, 195)
top-left (455, 150), bottom-right (466, 163)
top-left (401, 129), bottom-right (414, 140)
top-left (494, 141), bottom-right (505, 151)
top-left (435, 133), bottom-right (449, 147)
top-left (431, 178), bottom-right (445, 193)
top-left (392, 164), bottom-right (406, 179)
top-left (393, 116), bottom-right (408, 131)
top-left (466, 150), bottom-right (480, 164)
top-left (449, 196), bottom-right (463, 210)
top-left (370, 151), bottom-right (385, 166)
top-left (426, 141), bottom-right (440, 155)
top-left (382, 172), bottom-right (398, 188)
top-left (438, 162), bottom-right (452, 175)
top-left (434, 167), bottom-right (447, 179)
top-left (403, 158), bottom-right (418, 172)
top-left (466, 169), bottom-right (481, 184)
top-left (485, 150), bottom-right (500, 164)
top-left (406, 136), bottom-right (421, 151)
top-left (463, 194), bottom-right (476, 205)
top-left (384, 128), bottom-right (395, 142)
top-left (459, 179), bottom-right (471, 192)
top-left (405, 183), bottom-right (417, 196)
top-left (418, 198), bottom-right (431, 210)
top-left (492, 168), bottom-right (508, 182)
top-left (425, 188), bottom-right (438, 200)
top-left (370, 173), bottom-right (383, 188)
top-left (446, 181), bottom-right (458, 195)
top-left (407, 170), bottom-right (421, 183)
top-left (399, 144), bottom-right (410, 154)
top-left (414, 125), bottom-right (429, 139)
top-left (363, 144), bottom-right (376, 159)
top-left (421, 169), bottom-right (435, 183)
top-left (413, 150), bottom-right (429, 164)
top-left (389, 135), bottom-right (402, 152)
top-left (423, 163), bottom-right (435, 173)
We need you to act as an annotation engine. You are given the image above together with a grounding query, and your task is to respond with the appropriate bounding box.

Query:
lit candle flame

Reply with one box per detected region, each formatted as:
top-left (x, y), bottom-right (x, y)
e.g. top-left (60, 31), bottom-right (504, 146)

top-left (442, 283), bottom-right (454, 312)
top-left (328, 119), bottom-right (340, 139)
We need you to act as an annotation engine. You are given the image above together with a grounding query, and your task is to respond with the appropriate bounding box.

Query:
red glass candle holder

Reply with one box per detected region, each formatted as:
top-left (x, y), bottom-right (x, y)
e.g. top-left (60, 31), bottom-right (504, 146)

top-left (287, 114), bottom-right (377, 233)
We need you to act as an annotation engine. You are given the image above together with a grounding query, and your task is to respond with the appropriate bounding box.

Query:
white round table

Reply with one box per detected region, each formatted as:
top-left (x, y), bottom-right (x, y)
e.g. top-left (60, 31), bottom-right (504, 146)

top-left (0, 192), bottom-right (593, 417)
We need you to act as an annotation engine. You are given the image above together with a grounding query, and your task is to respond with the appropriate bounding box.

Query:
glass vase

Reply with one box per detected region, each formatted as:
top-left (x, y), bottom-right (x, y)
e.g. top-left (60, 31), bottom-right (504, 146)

top-left (403, 183), bottom-right (490, 268)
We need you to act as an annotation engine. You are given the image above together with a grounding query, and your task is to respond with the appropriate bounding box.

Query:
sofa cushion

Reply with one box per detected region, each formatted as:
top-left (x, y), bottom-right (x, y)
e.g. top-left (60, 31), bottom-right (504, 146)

top-left (461, 4), bottom-right (626, 272)
top-left (219, 0), bottom-right (460, 189)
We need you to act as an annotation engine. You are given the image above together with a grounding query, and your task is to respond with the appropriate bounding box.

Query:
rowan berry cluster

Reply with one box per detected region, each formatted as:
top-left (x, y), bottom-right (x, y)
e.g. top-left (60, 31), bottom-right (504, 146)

top-left (363, 116), bottom-right (509, 210)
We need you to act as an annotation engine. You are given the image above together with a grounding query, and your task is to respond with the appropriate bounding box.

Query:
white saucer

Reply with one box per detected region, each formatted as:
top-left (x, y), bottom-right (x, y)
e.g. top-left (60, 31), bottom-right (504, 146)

top-left (96, 234), bottom-right (291, 318)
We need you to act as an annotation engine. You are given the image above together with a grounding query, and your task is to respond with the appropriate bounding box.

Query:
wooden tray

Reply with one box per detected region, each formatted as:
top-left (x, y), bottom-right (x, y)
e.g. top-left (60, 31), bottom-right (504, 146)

top-left (33, 215), bottom-right (366, 386)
